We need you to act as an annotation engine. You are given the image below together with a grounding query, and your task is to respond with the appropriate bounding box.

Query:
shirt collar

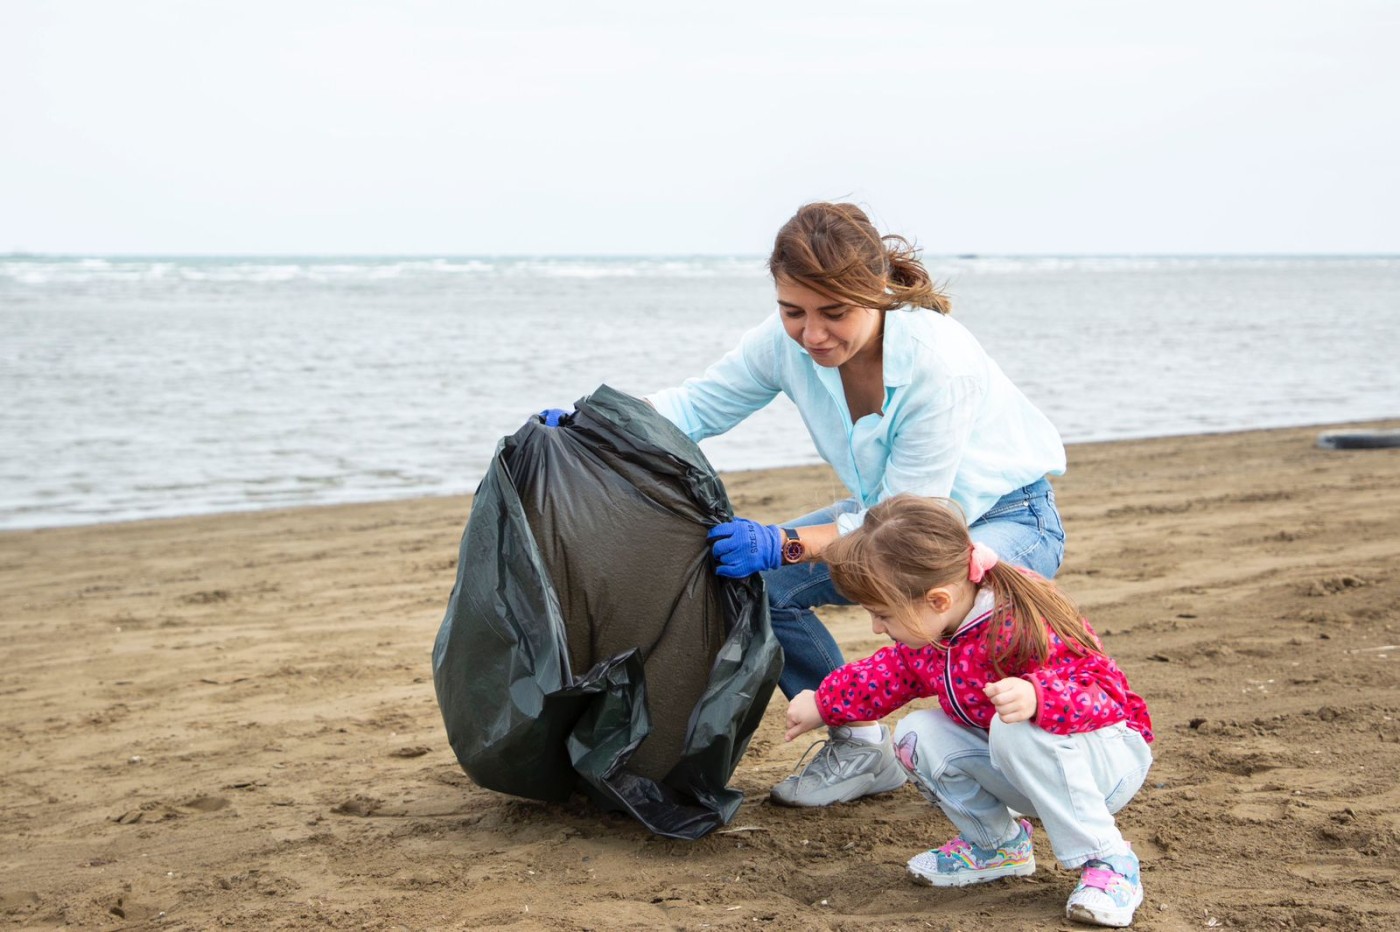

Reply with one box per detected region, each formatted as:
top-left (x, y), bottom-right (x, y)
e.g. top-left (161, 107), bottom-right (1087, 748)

top-left (953, 587), bottom-right (997, 635)
top-left (880, 308), bottom-right (916, 387)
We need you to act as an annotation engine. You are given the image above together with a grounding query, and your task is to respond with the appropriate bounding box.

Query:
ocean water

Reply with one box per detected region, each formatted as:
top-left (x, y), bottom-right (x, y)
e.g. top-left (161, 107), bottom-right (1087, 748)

top-left (2, 255), bottom-right (1397, 530)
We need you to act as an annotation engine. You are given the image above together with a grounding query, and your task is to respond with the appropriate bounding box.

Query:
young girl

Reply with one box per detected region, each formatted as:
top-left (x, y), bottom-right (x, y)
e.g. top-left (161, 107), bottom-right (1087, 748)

top-left (785, 494), bottom-right (1154, 929)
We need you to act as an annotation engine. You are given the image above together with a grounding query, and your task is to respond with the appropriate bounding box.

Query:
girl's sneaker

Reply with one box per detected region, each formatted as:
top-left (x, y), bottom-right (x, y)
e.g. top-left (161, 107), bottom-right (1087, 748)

top-left (1065, 851), bottom-right (1143, 927)
top-left (907, 818), bottom-right (1036, 887)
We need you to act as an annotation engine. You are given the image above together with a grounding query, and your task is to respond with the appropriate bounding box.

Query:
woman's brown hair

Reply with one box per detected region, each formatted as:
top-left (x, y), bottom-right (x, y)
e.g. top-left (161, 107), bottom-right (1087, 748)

top-left (823, 494), bottom-right (1100, 676)
top-left (768, 202), bottom-right (951, 314)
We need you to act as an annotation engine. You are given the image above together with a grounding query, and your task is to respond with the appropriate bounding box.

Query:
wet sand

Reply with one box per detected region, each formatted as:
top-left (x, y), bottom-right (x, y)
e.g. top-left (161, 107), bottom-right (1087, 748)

top-left (2, 421), bottom-right (1398, 930)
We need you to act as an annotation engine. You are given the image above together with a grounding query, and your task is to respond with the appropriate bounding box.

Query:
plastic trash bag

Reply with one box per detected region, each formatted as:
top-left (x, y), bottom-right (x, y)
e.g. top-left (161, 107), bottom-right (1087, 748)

top-left (433, 385), bottom-right (782, 839)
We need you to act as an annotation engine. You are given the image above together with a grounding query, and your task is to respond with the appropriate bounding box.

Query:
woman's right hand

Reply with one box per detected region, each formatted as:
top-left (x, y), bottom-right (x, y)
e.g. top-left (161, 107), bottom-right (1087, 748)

top-left (707, 518), bottom-right (783, 577)
top-left (785, 690), bottom-right (824, 741)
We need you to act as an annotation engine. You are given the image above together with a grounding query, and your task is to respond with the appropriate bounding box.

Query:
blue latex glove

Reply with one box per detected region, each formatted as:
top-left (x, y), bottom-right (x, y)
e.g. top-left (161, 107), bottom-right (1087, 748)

top-left (538, 408), bottom-right (571, 427)
top-left (707, 518), bottom-right (782, 578)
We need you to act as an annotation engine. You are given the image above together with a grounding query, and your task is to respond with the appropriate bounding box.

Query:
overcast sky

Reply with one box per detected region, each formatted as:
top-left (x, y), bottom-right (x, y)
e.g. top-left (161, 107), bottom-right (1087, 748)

top-left (3, 1), bottom-right (1397, 255)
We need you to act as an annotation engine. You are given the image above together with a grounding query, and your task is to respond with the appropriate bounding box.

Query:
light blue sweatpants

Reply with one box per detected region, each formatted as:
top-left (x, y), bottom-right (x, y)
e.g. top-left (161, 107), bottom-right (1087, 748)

top-left (892, 709), bottom-right (1152, 868)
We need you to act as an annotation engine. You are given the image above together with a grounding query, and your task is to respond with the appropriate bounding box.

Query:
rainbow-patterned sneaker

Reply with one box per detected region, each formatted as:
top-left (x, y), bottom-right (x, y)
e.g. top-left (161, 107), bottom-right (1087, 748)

top-left (1065, 850), bottom-right (1143, 927)
top-left (906, 818), bottom-right (1036, 887)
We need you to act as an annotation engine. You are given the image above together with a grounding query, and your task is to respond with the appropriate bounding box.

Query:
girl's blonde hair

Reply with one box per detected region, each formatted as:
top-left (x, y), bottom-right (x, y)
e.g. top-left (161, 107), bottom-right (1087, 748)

top-left (769, 202), bottom-right (951, 314)
top-left (824, 494), bottom-right (1100, 676)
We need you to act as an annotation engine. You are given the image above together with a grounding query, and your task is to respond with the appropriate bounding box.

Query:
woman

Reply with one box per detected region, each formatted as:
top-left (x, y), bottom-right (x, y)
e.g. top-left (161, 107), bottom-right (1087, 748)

top-left (546, 202), bottom-right (1066, 807)
top-left (646, 203), bottom-right (1067, 807)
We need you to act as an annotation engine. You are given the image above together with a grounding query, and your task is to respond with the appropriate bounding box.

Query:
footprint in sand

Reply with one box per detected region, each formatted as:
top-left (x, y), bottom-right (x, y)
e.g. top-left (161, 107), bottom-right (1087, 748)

top-left (180, 795), bottom-right (230, 812)
top-left (106, 895), bottom-right (164, 921)
top-left (111, 796), bottom-right (230, 823)
top-left (332, 795), bottom-right (383, 816)
top-left (111, 801), bottom-right (181, 824)
top-left (1306, 574), bottom-right (1369, 596)
top-left (0, 891), bottom-right (41, 914)
top-left (389, 745), bottom-right (431, 758)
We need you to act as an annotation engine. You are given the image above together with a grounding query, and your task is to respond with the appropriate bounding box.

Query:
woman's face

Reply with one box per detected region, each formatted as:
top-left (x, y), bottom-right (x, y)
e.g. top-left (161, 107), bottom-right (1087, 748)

top-left (775, 277), bottom-right (883, 369)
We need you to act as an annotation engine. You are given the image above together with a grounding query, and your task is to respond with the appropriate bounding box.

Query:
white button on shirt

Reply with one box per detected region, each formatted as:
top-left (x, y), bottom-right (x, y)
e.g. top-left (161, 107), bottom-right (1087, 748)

top-left (647, 308), bottom-right (1066, 533)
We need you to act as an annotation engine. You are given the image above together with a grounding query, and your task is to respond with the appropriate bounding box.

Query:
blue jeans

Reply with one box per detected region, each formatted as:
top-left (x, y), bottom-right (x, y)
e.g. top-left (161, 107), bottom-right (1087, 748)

top-left (762, 478), bottom-right (1066, 699)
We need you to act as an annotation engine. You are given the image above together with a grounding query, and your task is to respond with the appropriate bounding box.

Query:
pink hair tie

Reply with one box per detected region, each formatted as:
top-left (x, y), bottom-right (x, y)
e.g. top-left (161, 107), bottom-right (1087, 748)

top-left (968, 542), bottom-right (999, 584)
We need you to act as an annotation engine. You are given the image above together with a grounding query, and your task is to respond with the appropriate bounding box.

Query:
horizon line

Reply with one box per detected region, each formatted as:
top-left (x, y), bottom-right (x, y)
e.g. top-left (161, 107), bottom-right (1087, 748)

top-left (5, 250), bottom-right (1399, 260)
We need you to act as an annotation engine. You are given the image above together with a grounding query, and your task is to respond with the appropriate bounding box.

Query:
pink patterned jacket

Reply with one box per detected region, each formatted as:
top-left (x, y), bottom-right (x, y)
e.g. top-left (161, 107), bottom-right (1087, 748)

top-left (815, 590), bottom-right (1154, 742)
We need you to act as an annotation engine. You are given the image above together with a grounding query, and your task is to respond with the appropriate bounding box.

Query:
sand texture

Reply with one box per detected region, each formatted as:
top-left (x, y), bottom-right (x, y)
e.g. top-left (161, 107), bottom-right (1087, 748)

top-left (3, 421), bottom-right (1399, 930)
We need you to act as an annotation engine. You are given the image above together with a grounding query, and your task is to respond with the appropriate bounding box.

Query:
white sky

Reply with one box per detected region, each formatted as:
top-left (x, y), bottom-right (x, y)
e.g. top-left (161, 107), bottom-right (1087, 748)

top-left (3, 1), bottom-right (1397, 255)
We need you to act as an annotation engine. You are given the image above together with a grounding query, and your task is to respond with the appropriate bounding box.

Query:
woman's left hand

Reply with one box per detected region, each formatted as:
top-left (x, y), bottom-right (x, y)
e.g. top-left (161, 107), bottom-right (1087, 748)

top-left (785, 690), bottom-right (824, 741)
top-left (983, 677), bottom-right (1038, 724)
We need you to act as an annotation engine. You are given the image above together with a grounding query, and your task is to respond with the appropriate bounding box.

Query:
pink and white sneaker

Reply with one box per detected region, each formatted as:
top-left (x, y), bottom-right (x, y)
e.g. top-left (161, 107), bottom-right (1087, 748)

top-left (1065, 850), bottom-right (1143, 927)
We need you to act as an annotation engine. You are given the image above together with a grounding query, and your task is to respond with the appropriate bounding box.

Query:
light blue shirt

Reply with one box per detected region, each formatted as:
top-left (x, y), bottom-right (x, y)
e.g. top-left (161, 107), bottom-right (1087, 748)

top-left (648, 309), bottom-right (1066, 533)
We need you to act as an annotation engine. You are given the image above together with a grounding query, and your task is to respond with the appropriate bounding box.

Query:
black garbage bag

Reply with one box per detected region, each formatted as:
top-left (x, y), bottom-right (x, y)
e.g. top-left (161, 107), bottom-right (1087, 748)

top-left (432, 385), bottom-right (783, 839)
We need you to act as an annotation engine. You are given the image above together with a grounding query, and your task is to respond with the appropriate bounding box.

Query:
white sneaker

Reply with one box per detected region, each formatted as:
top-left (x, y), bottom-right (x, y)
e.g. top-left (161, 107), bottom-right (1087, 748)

top-left (1065, 851), bottom-right (1143, 927)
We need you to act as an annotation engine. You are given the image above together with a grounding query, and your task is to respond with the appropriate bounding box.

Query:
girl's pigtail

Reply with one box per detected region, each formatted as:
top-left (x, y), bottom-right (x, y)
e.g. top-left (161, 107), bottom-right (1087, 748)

top-left (982, 562), bottom-right (1101, 677)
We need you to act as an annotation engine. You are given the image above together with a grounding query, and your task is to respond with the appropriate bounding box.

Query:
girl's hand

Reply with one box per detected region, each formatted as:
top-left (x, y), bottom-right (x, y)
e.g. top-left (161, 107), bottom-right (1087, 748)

top-left (983, 677), bottom-right (1038, 724)
top-left (785, 690), bottom-right (824, 741)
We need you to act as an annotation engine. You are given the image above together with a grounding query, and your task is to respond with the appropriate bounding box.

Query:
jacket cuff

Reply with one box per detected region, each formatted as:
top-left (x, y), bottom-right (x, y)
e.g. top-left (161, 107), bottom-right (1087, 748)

top-left (814, 683), bottom-right (844, 726)
top-left (1025, 674), bottom-right (1050, 729)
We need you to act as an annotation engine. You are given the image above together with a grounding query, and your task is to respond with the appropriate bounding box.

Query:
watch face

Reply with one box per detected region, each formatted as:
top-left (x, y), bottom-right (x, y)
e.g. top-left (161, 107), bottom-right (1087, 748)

top-left (783, 538), bottom-right (806, 564)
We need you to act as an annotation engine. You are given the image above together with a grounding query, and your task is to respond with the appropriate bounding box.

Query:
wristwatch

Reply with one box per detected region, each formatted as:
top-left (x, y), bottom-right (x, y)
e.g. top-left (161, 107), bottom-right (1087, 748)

top-left (780, 527), bottom-right (806, 565)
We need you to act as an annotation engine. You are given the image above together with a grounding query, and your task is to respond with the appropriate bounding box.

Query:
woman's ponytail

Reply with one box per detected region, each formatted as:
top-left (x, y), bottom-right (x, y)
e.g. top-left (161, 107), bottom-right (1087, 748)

top-left (884, 235), bottom-right (950, 315)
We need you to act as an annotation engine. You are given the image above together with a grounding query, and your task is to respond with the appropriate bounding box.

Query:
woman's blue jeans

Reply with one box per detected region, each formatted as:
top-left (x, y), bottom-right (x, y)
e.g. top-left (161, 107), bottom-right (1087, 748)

top-left (762, 478), bottom-right (1066, 699)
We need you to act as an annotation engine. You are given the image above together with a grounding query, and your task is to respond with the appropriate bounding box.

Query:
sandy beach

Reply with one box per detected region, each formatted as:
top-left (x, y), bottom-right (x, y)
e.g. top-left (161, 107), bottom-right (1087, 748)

top-left (3, 420), bottom-right (1398, 931)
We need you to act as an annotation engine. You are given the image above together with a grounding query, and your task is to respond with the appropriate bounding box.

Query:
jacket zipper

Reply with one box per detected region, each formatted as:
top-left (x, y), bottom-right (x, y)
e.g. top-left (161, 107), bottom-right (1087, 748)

top-left (943, 610), bottom-right (994, 729)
